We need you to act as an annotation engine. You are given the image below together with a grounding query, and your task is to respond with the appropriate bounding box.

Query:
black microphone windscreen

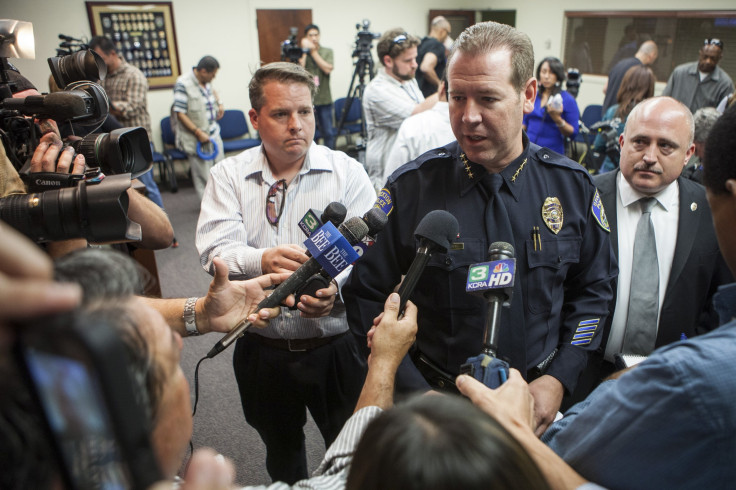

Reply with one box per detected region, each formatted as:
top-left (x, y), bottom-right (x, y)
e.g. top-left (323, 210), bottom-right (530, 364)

top-left (43, 92), bottom-right (90, 120)
top-left (338, 216), bottom-right (370, 244)
top-left (415, 210), bottom-right (459, 252)
top-left (488, 241), bottom-right (515, 260)
top-left (321, 202), bottom-right (347, 227)
top-left (362, 207), bottom-right (388, 236)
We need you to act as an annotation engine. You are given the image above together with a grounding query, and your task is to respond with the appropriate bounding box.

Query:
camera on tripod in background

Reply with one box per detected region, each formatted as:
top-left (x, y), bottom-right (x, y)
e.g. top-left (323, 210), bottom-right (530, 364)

top-left (281, 27), bottom-right (306, 64)
top-left (566, 68), bottom-right (582, 98)
top-left (352, 19), bottom-right (380, 61)
top-left (0, 20), bottom-right (150, 244)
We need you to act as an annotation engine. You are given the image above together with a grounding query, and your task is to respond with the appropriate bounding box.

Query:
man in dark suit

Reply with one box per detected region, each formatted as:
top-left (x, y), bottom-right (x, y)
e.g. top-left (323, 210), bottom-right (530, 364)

top-left (573, 96), bottom-right (731, 401)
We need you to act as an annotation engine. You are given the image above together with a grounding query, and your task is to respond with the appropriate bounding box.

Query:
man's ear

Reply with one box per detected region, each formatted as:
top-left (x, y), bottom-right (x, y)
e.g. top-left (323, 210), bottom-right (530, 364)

top-left (249, 108), bottom-right (258, 130)
top-left (383, 55), bottom-right (393, 70)
top-left (522, 77), bottom-right (537, 115)
top-left (682, 143), bottom-right (696, 168)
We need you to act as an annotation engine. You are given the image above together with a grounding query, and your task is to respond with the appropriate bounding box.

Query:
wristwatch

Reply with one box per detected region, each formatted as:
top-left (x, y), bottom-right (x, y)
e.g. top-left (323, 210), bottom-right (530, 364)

top-left (183, 297), bottom-right (200, 336)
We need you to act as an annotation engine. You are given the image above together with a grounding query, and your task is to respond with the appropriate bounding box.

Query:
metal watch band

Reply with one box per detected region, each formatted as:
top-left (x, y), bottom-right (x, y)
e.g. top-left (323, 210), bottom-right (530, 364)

top-left (183, 297), bottom-right (200, 336)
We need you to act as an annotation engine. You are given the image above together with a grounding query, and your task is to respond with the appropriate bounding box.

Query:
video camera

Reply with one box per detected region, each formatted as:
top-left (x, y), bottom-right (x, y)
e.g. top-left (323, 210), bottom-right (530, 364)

top-left (281, 27), bottom-right (306, 64)
top-left (352, 19), bottom-right (380, 61)
top-left (55, 33), bottom-right (89, 57)
top-left (566, 68), bottom-right (582, 98)
top-left (0, 20), bottom-right (150, 243)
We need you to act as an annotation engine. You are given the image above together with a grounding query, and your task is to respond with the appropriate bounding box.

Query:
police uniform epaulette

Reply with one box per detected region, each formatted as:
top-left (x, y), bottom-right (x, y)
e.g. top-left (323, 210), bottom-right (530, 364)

top-left (532, 144), bottom-right (595, 184)
top-left (387, 145), bottom-right (455, 183)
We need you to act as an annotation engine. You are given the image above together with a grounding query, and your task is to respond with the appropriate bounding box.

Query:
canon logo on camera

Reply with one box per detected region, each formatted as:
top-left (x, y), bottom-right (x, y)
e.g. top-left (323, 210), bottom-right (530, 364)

top-left (34, 179), bottom-right (63, 187)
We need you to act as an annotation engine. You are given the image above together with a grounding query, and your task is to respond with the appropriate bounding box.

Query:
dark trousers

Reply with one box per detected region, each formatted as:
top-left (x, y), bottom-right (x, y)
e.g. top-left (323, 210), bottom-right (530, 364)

top-left (232, 332), bottom-right (366, 484)
top-left (561, 354), bottom-right (617, 411)
top-left (314, 104), bottom-right (335, 150)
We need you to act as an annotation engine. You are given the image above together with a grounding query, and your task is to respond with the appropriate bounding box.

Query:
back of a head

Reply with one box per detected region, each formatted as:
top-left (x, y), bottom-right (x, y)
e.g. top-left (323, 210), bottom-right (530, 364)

top-left (636, 40), bottom-right (658, 61)
top-left (346, 395), bottom-right (550, 490)
top-left (615, 64), bottom-right (656, 119)
top-left (693, 107), bottom-right (721, 144)
top-left (54, 247), bottom-right (147, 304)
top-left (448, 21), bottom-right (534, 92)
top-left (704, 104), bottom-right (736, 194)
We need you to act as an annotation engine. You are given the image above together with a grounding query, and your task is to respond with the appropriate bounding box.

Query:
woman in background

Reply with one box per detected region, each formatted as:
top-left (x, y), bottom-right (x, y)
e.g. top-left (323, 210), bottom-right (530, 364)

top-left (523, 57), bottom-right (579, 155)
top-left (594, 64), bottom-right (655, 173)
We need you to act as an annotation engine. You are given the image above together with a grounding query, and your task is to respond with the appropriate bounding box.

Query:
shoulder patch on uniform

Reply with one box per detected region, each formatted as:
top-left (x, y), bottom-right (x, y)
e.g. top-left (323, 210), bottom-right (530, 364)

top-left (374, 188), bottom-right (393, 217)
top-left (591, 189), bottom-right (610, 232)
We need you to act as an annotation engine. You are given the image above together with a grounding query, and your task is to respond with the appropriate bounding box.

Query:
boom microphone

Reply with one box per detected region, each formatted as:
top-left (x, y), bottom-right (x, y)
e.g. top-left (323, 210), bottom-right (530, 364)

top-left (207, 216), bottom-right (371, 358)
top-left (396, 210), bottom-right (459, 314)
top-left (2, 91), bottom-right (93, 121)
top-left (59, 34), bottom-right (83, 42)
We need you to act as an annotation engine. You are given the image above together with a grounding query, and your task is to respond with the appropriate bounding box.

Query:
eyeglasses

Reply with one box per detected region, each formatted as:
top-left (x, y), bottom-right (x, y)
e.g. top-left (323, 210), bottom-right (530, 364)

top-left (704, 38), bottom-right (724, 48)
top-left (266, 179), bottom-right (287, 226)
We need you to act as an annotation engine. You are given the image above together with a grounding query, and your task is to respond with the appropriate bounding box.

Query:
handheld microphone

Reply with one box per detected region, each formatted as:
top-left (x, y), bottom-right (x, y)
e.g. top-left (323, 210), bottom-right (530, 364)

top-left (3, 91), bottom-right (93, 121)
top-left (298, 202), bottom-right (347, 238)
top-left (207, 216), bottom-right (371, 358)
top-left (460, 241), bottom-right (515, 388)
top-left (396, 210), bottom-right (459, 315)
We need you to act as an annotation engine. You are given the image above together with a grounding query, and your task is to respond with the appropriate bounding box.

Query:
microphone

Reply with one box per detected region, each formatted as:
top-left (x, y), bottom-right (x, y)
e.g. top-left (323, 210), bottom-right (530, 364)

top-left (58, 34), bottom-right (83, 42)
top-left (207, 216), bottom-right (371, 358)
top-left (298, 202), bottom-right (347, 238)
top-left (396, 210), bottom-right (459, 314)
top-left (354, 206), bottom-right (389, 257)
top-left (460, 241), bottom-right (515, 388)
top-left (3, 91), bottom-right (93, 121)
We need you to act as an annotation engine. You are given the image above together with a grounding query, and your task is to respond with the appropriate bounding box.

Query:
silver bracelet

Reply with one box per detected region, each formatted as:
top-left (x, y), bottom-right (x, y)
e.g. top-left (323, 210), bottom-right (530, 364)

top-left (183, 297), bottom-right (200, 336)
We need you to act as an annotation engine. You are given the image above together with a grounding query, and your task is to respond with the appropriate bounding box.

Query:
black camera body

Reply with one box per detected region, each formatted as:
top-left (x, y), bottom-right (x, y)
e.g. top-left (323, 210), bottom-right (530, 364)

top-left (0, 34), bottom-right (151, 243)
top-left (353, 19), bottom-right (380, 60)
top-left (281, 27), bottom-right (306, 64)
top-left (566, 68), bottom-right (582, 98)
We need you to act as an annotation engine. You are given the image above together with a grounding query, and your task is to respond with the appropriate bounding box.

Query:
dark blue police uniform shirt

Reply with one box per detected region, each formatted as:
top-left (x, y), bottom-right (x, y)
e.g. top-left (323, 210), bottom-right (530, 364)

top-left (343, 138), bottom-right (617, 394)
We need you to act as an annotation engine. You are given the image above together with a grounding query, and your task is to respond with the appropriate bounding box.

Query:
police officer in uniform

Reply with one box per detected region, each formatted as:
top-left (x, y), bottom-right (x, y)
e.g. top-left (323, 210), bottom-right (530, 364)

top-left (343, 22), bottom-right (617, 436)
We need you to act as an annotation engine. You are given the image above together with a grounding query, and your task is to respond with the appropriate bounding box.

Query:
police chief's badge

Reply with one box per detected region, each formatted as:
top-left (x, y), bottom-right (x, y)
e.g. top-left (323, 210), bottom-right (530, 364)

top-left (591, 189), bottom-right (610, 232)
top-left (542, 197), bottom-right (563, 234)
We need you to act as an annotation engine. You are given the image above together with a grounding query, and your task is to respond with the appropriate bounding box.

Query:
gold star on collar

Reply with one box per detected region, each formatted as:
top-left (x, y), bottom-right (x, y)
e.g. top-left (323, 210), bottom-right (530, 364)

top-left (459, 153), bottom-right (474, 179)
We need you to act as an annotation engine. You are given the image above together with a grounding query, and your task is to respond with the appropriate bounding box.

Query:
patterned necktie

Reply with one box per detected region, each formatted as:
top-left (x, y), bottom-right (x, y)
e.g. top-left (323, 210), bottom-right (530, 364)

top-left (481, 172), bottom-right (514, 247)
top-left (623, 197), bottom-right (659, 355)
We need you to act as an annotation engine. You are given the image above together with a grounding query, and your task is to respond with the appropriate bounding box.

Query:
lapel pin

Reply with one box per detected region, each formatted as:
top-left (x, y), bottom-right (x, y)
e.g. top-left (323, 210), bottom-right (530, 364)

top-left (691, 202), bottom-right (697, 211)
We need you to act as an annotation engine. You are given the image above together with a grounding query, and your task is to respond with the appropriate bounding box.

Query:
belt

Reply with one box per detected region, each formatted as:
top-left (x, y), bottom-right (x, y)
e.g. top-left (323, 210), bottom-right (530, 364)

top-left (245, 331), bottom-right (346, 352)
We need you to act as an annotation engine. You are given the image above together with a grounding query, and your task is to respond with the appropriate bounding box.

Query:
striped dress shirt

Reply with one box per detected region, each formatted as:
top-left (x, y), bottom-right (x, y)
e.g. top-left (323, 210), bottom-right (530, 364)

top-left (196, 144), bottom-right (377, 339)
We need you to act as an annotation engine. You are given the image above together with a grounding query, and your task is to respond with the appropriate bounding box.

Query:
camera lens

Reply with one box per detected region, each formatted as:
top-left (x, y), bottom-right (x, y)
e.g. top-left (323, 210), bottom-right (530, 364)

top-left (70, 127), bottom-right (152, 178)
top-left (48, 50), bottom-right (107, 89)
top-left (0, 175), bottom-right (141, 243)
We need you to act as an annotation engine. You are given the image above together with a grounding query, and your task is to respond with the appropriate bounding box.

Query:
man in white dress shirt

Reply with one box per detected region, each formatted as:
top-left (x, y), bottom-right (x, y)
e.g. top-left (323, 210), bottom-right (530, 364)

top-left (362, 28), bottom-right (438, 190)
top-left (571, 96), bottom-right (731, 403)
top-left (195, 62), bottom-right (376, 484)
top-left (382, 80), bottom-right (455, 182)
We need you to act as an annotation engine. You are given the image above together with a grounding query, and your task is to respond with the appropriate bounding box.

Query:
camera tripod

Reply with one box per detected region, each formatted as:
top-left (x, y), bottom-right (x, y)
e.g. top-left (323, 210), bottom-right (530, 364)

top-left (336, 49), bottom-right (374, 163)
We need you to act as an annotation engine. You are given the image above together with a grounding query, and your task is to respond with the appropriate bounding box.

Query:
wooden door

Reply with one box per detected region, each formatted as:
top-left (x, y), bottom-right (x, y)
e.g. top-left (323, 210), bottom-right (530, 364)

top-left (256, 9), bottom-right (312, 65)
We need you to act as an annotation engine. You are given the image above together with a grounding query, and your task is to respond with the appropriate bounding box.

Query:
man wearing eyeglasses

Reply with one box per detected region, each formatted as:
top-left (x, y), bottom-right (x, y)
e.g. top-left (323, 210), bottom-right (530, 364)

top-left (195, 62), bottom-right (376, 484)
top-left (663, 39), bottom-right (734, 114)
top-left (363, 28), bottom-right (439, 190)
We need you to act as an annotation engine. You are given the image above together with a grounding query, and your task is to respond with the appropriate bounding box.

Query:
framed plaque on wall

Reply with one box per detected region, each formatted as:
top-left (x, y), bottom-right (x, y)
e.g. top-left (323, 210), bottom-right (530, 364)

top-left (86, 1), bottom-right (181, 89)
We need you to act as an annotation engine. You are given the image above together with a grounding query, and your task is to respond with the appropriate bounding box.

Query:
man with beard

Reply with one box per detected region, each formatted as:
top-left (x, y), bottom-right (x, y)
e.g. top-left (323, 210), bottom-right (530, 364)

top-left (663, 38), bottom-right (734, 113)
top-left (363, 28), bottom-right (438, 190)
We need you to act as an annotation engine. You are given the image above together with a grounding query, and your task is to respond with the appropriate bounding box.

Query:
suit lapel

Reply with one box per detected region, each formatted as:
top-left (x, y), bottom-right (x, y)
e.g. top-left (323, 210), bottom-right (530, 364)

top-left (665, 178), bottom-right (700, 298)
top-left (596, 171), bottom-right (619, 257)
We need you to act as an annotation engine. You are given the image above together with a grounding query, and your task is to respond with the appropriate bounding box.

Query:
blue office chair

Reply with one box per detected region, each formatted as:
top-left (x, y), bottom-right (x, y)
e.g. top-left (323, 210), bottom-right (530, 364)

top-left (334, 97), bottom-right (363, 145)
top-left (160, 116), bottom-right (190, 193)
top-left (150, 142), bottom-right (177, 193)
top-left (575, 104), bottom-right (603, 144)
top-left (218, 109), bottom-right (260, 153)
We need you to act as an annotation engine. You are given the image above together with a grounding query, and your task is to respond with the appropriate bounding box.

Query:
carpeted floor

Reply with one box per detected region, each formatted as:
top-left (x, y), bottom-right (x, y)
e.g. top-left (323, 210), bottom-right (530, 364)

top-left (154, 173), bottom-right (326, 487)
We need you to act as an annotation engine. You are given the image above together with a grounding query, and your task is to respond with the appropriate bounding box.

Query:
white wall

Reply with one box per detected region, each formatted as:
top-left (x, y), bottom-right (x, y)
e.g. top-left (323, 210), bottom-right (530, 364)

top-left (5, 0), bottom-right (735, 146)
